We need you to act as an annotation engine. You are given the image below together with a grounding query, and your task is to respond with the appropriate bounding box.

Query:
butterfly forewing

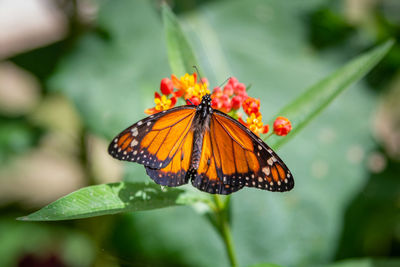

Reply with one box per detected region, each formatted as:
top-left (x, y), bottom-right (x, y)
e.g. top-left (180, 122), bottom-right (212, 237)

top-left (108, 106), bottom-right (196, 170)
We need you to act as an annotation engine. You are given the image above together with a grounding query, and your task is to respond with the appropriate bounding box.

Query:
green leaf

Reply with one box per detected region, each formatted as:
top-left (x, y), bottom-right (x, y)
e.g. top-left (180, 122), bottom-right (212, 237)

top-left (18, 182), bottom-right (209, 221)
top-left (162, 3), bottom-right (200, 76)
top-left (266, 40), bottom-right (394, 149)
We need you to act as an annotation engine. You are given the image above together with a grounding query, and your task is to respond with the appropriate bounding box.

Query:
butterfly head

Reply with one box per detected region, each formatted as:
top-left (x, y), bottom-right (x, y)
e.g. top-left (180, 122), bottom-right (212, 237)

top-left (197, 94), bottom-right (213, 119)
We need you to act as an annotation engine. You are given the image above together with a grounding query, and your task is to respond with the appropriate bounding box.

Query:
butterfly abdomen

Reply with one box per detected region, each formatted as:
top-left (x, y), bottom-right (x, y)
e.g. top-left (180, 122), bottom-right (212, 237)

top-left (191, 128), bottom-right (205, 170)
top-left (189, 96), bottom-right (212, 171)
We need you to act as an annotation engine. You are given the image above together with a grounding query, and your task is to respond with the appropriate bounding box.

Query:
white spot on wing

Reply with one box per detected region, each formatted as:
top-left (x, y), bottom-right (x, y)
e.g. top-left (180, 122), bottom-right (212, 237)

top-left (131, 139), bottom-right (138, 147)
top-left (262, 167), bottom-right (270, 176)
top-left (131, 127), bottom-right (138, 136)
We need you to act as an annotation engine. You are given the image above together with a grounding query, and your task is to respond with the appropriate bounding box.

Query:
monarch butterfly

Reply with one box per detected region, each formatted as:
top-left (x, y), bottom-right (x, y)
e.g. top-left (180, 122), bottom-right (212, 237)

top-left (108, 94), bottom-right (294, 194)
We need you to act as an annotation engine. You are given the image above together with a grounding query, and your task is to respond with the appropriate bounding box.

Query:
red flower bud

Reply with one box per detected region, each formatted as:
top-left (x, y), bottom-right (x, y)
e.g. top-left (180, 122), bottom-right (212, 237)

top-left (160, 78), bottom-right (174, 95)
top-left (234, 83), bottom-right (246, 95)
top-left (273, 116), bottom-right (292, 136)
top-left (223, 84), bottom-right (234, 97)
top-left (212, 87), bottom-right (223, 99)
top-left (262, 124), bottom-right (269, 134)
top-left (214, 94), bottom-right (232, 112)
top-left (231, 95), bottom-right (243, 110)
top-left (228, 77), bottom-right (239, 87)
top-left (211, 97), bottom-right (222, 109)
top-left (187, 96), bottom-right (200, 106)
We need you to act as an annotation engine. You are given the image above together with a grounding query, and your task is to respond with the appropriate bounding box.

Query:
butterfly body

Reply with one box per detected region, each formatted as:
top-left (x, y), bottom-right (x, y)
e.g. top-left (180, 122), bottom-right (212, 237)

top-left (109, 94), bottom-right (294, 194)
top-left (190, 94), bottom-right (212, 171)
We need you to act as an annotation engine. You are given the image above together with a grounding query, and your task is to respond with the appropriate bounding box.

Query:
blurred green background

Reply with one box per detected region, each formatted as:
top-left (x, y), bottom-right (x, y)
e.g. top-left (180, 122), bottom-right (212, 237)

top-left (0, 0), bottom-right (399, 266)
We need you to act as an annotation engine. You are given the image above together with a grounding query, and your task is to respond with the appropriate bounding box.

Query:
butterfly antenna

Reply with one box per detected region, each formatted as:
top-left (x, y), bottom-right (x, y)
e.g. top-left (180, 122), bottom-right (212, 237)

top-left (186, 98), bottom-right (195, 105)
top-left (218, 77), bottom-right (231, 88)
top-left (192, 65), bottom-right (207, 91)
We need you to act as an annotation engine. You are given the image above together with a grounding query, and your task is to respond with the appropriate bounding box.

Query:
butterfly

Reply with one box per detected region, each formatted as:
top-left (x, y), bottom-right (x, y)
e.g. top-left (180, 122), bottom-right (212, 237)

top-left (108, 94), bottom-right (294, 194)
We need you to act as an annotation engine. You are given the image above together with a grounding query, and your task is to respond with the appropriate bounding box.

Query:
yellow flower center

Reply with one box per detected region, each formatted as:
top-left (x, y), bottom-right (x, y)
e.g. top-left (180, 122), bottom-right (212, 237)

top-left (178, 73), bottom-right (210, 99)
top-left (154, 95), bottom-right (172, 111)
top-left (192, 83), bottom-right (210, 99)
top-left (247, 113), bottom-right (264, 134)
top-left (180, 73), bottom-right (197, 89)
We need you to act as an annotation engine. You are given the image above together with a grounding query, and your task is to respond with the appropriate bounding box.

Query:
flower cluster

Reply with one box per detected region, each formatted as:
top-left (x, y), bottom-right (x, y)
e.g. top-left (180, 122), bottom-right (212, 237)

top-left (145, 73), bottom-right (291, 137)
top-left (211, 77), bottom-right (247, 113)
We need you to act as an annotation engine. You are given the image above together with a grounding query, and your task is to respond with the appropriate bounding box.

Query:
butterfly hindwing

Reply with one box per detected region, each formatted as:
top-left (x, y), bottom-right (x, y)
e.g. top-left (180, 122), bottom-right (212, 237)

top-left (108, 106), bottom-right (196, 170)
top-left (191, 110), bottom-right (294, 194)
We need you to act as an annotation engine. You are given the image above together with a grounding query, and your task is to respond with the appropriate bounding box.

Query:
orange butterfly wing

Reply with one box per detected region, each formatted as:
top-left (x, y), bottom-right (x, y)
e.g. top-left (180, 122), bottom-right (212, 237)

top-left (191, 110), bottom-right (294, 194)
top-left (145, 129), bottom-right (193, 187)
top-left (108, 106), bottom-right (196, 175)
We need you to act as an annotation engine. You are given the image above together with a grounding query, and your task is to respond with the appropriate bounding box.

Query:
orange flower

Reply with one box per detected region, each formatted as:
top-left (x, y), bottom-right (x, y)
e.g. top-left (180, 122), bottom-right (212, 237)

top-left (239, 113), bottom-right (269, 136)
top-left (242, 97), bottom-right (260, 116)
top-left (171, 73), bottom-right (209, 100)
top-left (145, 92), bottom-right (177, 115)
top-left (273, 116), bottom-right (292, 136)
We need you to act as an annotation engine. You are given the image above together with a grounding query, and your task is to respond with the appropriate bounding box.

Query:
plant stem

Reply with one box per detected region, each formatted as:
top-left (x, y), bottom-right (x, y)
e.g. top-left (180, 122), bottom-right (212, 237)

top-left (212, 195), bottom-right (238, 267)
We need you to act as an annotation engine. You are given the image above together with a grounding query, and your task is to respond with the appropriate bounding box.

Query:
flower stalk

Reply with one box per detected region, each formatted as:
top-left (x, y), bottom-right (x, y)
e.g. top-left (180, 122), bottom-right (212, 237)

top-left (208, 195), bottom-right (238, 267)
